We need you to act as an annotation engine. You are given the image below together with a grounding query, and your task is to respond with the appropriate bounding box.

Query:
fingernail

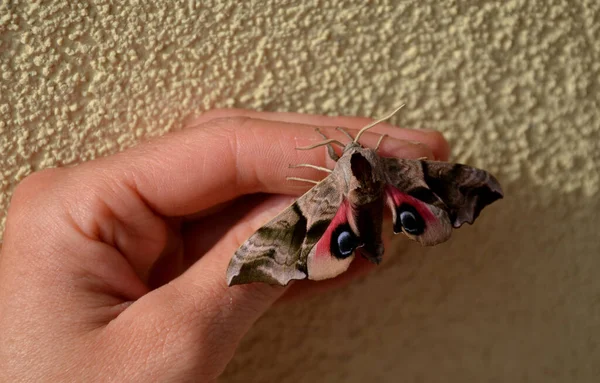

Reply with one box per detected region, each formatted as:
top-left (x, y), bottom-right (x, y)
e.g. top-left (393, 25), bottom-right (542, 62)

top-left (415, 129), bottom-right (450, 160)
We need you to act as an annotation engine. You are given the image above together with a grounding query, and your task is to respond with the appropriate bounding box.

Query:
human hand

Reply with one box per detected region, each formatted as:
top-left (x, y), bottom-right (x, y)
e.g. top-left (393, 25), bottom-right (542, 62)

top-left (0, 110), bottom-right (449, 382)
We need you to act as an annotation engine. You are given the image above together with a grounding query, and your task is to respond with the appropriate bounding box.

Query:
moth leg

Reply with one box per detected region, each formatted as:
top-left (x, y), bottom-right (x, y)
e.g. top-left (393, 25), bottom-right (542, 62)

top-left (336, 127), bottom-right (354, 141)
top-left (296, 138), bottom-right (346, 150)
top-left (375, 133), bottom-right (388, 151)
top-left (310, 128), bottom-right (340, 161)
top-left (297, 140), bottom-right (346, 168)
top-left (286, 177), bottom-right (319, 185)
top-left (289, 164), bottom-right (333, 173)
top-left (315, 127), bottom-right (328, 140)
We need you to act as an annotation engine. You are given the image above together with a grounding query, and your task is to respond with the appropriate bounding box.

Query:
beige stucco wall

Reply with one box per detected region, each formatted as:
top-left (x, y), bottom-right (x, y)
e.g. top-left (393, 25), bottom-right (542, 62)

top-left (1, 1), bottom-right (598, 382)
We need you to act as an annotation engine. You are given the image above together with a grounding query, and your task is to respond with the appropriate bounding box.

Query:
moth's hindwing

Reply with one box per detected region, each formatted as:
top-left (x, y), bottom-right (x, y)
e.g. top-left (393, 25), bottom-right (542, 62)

top-left (383, 158), bottom-right (503, 245)
top-left (226, 175), bottom-right (344, 286)
top-left (305, 199), bottom-right (356, 281)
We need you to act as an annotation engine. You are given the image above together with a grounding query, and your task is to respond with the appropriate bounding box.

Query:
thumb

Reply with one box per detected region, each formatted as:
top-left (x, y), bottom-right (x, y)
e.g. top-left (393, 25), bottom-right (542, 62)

top-left (107, 196), bottom-right (293, 381)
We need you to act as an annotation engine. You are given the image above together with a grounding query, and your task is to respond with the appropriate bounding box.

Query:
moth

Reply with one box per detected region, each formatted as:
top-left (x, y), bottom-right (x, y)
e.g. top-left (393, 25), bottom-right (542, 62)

top-left (226, 105), bottom-right (503, 286)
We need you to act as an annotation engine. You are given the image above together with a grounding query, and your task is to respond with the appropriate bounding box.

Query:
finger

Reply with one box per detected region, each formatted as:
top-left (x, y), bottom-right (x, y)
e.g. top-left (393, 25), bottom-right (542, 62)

top-left (190, 108), bottom-right (451, 161)
top-left (118, 191), bottom-right (391, 377)
top-left (108, 195), bottom-right (295, 380)
top-left (73, 116), bottom-right (445, 219)
top-left (178, 209), bottom-right (396, 304)
top-left (62, 118), bottom-right (438, 266)
top-left (174, 196), bottom-right (397, 301)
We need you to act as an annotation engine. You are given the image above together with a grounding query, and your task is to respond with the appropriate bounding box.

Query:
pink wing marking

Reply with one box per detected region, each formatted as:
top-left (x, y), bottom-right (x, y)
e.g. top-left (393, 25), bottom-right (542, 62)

top-left (385, 185), bottom-right (436, 224)
top-left (385, 185), bottom-right (453, 245)
top-left (315, 199), bottom-right (350, 258)
top-left (306, 199), bottom-right (356, 280)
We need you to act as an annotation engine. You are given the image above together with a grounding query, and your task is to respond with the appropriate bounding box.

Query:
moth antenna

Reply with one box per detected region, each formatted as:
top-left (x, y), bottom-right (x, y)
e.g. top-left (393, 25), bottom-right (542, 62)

top-left (354, 103), bottom-right (406, 144)
top-left (286, 177), bottom-right (319, 185)
top-left (375, 134), bottom-right (388, 151)
top-left (314, 127), bottom-right (328, 140)
top-left (289, 164), bottom-right (333, 173)
top-left (315, 128), bottom-right (340, 161)
top-left (336, 127), bottom-right (354, 141)
top-left (296, 139), bottom-right (346, 151)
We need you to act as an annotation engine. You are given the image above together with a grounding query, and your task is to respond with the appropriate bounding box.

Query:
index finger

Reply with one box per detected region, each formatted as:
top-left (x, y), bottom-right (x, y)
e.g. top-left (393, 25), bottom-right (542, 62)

top-left (190, 108), bottom-right (451, 161)
top-left (77, 115), bottom-right (449, 217)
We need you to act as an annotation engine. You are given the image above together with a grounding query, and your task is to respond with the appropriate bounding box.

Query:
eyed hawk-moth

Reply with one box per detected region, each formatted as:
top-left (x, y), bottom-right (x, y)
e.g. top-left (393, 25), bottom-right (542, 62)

top-left (226, 105), bottom-right (503, 286)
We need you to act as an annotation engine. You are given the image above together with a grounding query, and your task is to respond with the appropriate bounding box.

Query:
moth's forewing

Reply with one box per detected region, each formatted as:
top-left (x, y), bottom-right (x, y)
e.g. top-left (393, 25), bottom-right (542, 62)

top-left (227, 175), bottom-right (344, 286)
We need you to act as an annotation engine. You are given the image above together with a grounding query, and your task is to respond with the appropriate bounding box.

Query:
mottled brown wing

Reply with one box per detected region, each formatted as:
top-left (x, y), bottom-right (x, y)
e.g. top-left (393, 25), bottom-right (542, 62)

top-left (383, 158), bottom-right (503, 245)
top-left (226, 175), bottom-right (343, 286)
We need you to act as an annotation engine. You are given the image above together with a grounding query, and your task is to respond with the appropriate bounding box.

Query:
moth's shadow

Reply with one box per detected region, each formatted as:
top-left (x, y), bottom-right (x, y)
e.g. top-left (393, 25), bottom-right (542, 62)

top-left (222, 173), bottom-right (599, 383)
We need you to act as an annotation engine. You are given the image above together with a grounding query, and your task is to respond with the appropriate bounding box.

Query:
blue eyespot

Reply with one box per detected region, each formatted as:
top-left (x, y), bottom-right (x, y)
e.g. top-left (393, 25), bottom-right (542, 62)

top-left (337, 231), bottom-right (357, 257)
top-left (331, 225), bottom-right (360, 259)
top-left (394, 204), bottom-right (425, 235)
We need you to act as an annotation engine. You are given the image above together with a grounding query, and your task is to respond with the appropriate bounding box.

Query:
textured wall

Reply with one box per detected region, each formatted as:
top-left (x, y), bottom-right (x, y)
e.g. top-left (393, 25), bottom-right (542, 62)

top-left (1, 0), bottom-right (599, 382)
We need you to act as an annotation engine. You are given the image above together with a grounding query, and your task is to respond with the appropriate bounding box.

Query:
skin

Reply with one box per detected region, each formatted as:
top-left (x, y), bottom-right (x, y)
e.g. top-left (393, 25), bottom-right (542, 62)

top-left (0, 110), bottom-right (449, 382)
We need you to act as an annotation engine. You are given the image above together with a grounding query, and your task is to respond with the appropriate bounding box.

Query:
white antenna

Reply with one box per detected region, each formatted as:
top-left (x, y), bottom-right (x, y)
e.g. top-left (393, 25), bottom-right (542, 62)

top-left (354, 103), bottom-right (406, 143)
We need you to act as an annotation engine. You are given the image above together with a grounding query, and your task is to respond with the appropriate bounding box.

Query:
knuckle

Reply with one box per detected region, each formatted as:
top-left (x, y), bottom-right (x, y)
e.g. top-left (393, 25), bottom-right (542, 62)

top-left (10, 168), bottom-right (64, 208)
top-left (3, 168), bottom-right (71, 264)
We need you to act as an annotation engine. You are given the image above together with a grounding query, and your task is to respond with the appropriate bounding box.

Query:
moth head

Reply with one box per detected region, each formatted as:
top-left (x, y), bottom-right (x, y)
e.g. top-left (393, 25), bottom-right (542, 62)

top-left (346, 151), bottom-right (385, 200)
